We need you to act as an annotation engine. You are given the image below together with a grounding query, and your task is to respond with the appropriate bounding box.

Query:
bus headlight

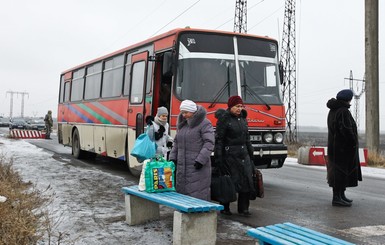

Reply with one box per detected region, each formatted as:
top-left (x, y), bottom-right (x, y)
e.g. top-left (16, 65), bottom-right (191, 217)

top-left (274, 133), bottom-right (284, 143)
top-left (263, 133), bottom-right (273, 143)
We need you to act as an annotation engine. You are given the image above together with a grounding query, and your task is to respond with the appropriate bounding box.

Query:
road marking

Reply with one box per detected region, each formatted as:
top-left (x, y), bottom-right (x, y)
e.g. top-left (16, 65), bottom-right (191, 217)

top-left (342, 225), bottom-right (385, 237)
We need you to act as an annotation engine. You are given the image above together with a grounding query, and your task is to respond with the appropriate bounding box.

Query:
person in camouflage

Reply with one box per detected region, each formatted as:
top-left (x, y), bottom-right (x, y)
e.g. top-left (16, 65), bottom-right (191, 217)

top-left (44, 110), bottom-right (53, 139)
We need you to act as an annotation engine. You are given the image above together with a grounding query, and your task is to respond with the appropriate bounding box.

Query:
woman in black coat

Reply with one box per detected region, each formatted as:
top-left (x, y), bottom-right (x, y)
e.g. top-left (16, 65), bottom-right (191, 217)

top-left (214, 95), bottom-right (255, 216)
top-left (326, 89), bottom-right (362, 207)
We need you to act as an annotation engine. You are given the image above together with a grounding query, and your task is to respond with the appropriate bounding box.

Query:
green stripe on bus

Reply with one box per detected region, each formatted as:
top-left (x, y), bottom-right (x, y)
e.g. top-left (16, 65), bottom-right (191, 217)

top-left (78, 104), bottom-right (112, 124)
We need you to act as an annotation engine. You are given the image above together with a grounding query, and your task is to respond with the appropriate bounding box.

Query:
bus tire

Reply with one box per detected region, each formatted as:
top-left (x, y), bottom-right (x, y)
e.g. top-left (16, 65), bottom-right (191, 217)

top-left (125, 144), bottom-right (141, 177)
top-left (72, 129), bottom-right (85, 159)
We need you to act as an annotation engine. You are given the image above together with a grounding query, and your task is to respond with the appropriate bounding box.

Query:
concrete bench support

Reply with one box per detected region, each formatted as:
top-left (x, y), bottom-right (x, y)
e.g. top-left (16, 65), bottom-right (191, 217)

top-left (173, 211), bottom-right (217, 245)
top-left (125, 194), bottom-right (160, 225)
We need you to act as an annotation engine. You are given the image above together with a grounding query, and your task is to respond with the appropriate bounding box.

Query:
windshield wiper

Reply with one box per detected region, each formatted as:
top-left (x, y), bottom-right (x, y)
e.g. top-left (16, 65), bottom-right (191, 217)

top-left (242, 83), bottom-right (271, 110)
top-left (208, 66), bottom-right (232, 109)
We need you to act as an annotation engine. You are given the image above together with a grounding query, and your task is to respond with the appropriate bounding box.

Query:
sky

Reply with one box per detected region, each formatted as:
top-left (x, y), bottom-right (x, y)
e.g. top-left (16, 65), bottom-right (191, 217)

top-left (0, 0), bottom-right (383, 131)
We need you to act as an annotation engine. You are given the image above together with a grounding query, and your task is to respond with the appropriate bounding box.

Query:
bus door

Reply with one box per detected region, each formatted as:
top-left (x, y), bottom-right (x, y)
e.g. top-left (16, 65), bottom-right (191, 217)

top-left (152, 51), bottom-right (173, 114)
top-left (128, 51), bottom-right (151, 138)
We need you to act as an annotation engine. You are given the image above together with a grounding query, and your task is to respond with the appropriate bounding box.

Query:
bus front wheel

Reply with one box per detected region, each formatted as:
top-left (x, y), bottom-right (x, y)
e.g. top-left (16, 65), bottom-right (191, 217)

top-left (72, 129), bottom-right (85, 159)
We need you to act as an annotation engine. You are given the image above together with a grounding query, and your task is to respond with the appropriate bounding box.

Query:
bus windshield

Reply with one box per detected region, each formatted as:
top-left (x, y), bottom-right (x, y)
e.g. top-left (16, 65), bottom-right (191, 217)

top-left (175, 32), bottom-right (282, 105)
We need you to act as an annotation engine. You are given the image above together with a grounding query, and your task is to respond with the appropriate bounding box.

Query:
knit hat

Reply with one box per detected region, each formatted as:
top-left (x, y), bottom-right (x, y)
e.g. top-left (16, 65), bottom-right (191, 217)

top-left (156, 106), bottom-right (168, 117)
top-left (336, 89), bottom-right (354, 101)
top-left (180, 100), bottom-right (197, 113)
top-left (227, 95), bottom-right (243, 108)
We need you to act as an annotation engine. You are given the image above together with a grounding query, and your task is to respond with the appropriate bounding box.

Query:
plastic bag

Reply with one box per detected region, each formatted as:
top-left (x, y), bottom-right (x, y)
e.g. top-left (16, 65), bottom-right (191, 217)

top-left (130, 131), bottom-right (156, 162)
top-left (144, 157), bottom-right (175, 193)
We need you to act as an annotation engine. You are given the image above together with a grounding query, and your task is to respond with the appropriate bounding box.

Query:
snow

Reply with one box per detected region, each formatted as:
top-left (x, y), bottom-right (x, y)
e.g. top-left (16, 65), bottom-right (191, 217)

top-left (0, 135), bottom-right (254, 244)
top-left (1, 134), bottom-right (384, 244)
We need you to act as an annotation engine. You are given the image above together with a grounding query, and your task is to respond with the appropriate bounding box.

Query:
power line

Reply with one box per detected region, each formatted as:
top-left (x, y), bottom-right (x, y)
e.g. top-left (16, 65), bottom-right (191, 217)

top-left (150, 0), bottom-right (202, 37)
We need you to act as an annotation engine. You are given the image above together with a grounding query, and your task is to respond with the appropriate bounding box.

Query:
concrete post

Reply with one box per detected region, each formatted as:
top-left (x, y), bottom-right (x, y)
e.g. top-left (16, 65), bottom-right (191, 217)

top-left (365, 0), bottom-right (379, 153)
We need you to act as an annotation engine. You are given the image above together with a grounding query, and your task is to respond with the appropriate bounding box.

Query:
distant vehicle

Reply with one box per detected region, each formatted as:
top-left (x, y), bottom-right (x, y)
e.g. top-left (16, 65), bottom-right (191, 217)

top-left (9, 118), bottom-right (27, 130)
top-left (0, 117), bottom-right (10, 127)
top-left (26, 119), bottom-right (46, 131)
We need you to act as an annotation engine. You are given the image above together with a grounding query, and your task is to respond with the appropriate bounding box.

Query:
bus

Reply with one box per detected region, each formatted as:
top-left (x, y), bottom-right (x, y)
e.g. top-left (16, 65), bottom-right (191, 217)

top-left (57, 27), bottom-right (287, 176)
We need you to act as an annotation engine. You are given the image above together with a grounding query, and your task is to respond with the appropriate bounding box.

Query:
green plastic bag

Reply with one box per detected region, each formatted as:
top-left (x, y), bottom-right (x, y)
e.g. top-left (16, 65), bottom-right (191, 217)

top-left (144, 157), bottom-right (175, 193)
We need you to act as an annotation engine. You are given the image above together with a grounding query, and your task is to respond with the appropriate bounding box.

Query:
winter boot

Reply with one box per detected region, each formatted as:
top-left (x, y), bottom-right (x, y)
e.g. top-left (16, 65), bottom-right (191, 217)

top-left (341, 189), bottom-right (353, 203)
top-left (332, 189), bottom-right (352, 207)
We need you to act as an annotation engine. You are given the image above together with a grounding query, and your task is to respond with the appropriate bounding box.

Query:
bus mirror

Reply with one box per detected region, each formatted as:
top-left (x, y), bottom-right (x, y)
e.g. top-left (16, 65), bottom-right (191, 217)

top-left (278, 62), bottom-right (284, 85)
top-left (163, 52), bottom-right (173, 77)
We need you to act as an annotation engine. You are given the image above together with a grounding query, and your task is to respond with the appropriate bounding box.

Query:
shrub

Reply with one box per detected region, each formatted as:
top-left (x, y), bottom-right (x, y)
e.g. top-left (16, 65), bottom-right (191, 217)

top-left (0, 156), bottom-right (48, 245)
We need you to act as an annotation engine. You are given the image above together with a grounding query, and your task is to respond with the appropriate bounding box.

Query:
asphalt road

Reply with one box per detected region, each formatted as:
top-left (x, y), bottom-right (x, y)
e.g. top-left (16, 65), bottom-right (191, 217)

top-left (3, 127), bottom-right (385, 244)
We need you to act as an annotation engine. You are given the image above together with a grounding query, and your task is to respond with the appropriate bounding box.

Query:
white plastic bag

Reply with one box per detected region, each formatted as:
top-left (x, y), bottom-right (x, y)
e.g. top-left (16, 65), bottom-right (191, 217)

top-left (138, 160), bottom-right (149, 191)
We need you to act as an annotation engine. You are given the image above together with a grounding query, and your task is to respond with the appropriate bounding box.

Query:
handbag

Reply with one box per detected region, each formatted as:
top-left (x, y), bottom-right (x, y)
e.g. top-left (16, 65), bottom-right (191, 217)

top-left (144, 156), bottom-right (176, 193)
top-left (211, 175), bottom-right (237, 203)
top-left (130, 128), bottom-right (156, 162)
top-left (250, 169), bottom-right (264, 200)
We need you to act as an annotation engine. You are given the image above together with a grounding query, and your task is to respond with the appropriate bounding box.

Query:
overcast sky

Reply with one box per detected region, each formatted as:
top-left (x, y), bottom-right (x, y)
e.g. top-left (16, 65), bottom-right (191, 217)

top-left (0, 0), bottom-right (383, 131)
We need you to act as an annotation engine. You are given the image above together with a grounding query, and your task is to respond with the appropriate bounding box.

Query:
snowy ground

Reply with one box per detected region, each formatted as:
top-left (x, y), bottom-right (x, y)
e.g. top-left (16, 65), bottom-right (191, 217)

top-left (0, 134), bottom-right (255, 245)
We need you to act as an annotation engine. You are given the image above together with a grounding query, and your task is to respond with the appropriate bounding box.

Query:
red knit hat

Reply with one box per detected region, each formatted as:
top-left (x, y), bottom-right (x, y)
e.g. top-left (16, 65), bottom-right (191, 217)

top-left (227, 95), bottom-right (243, 108)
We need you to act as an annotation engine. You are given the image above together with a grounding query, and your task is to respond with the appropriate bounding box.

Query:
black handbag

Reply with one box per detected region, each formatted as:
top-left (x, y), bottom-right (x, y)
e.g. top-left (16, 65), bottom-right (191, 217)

top-left (250, 169), bottom-right (264, 200)
top-left (211, 175), bottom-right (237, 203)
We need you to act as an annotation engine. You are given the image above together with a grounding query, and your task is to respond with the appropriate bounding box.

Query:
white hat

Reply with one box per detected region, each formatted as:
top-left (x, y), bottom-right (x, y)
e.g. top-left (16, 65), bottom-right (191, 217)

top-left (180, 100), bottom-right (197, 113)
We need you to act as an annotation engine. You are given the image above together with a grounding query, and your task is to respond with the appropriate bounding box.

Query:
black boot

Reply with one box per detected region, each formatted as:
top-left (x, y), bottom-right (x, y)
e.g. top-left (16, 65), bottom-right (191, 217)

top-left (220, 203), bottom-right (232, 215)
top-left (341, 189), bottom-right (353, 203)
top-left (332, 189), bottom-right (352, 207)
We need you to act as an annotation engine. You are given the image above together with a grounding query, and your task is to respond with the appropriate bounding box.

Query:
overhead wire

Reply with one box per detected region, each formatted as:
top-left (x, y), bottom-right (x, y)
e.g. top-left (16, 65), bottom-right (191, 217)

top-left (150, 0), bottom-right (202, 37)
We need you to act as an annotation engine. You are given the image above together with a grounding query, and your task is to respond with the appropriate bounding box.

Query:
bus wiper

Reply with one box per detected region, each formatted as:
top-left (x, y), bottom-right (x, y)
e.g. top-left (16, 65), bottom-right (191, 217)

top-left (209, 66), bottom-right (232, 109)
top-left (242, 83), bottom-right (271, 110)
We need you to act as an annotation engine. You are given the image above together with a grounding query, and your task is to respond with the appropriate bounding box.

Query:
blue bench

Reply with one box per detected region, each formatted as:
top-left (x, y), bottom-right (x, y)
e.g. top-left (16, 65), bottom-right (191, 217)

top-left (247, 222), bottom-right (355, 245)
top-left (121, 185), bottom-right (223, 245)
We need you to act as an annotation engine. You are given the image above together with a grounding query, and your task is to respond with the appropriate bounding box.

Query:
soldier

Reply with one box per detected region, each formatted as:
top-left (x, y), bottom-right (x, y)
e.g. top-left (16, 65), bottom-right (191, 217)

top-left (44, 110), bottom-right (53, 139)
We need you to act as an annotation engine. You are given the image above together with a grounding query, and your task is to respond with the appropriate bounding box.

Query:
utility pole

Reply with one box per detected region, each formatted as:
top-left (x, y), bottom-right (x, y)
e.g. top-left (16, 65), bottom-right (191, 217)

top-left (344, 70), bottom-right (365, 129)
top-left (234, 0), bottom-right (247, 33)
top-left (280, 0), bottom-right (297, 143)
top-left (6, 91), bottom-right (29, 118)
top-left (365, 0), bottom-right (379, 153)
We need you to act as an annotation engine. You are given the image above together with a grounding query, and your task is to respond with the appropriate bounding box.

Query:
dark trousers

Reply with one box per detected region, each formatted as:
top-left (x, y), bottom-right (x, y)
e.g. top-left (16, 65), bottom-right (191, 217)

top-left (221, 192), bottom-right (250, 212)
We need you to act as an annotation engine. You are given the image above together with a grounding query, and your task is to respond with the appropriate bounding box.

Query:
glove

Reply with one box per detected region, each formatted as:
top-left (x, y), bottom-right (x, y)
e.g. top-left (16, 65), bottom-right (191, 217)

top-left (154, 126), bottom-right (166, 140)
top-left (145, 115), bottom-right (154, 125)
top-left (166, 141), bottom-right (173, 148)
top-left (194, 161), bottom-right (203, 170)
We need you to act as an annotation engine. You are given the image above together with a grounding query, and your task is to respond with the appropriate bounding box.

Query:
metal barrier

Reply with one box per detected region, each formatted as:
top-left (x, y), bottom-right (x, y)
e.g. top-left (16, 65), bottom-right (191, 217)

top-left (9, 129), bottom-right (45, 139)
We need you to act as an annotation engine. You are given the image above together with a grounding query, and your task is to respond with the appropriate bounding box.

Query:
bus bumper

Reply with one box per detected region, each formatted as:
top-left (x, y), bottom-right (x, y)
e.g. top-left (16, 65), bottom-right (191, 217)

top-left (252, 144), bottom-right (287, 168)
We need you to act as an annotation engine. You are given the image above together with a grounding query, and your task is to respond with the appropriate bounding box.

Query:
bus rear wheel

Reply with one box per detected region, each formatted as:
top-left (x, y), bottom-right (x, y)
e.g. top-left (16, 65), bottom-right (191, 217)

top-left (72, 129), bottom-right (86, 159)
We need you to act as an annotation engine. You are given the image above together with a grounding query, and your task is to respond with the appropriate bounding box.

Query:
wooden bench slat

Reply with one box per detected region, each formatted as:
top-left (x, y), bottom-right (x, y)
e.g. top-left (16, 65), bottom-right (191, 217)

top-left (283, 223), bottom-right (355, 245)
top-left (121, 185), bottom-right (223, 213)
top-left (247, 223), bottom-right (355, 245)
top-left (266, 226), bottom-right (325, 245)
top-left (247, 228), bottom-right (297, 245)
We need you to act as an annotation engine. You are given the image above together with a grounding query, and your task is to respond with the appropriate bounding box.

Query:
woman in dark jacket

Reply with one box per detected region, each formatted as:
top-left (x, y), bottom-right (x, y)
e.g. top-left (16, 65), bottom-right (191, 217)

top-left (214, 95), bottom-right (255, 216)
top-left (326, 89), bottom-right (362, 207)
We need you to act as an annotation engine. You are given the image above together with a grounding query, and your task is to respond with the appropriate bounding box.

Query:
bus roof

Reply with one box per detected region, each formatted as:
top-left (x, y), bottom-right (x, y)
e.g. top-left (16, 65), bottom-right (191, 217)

top-left (61, 27), bottom-right (278, 75)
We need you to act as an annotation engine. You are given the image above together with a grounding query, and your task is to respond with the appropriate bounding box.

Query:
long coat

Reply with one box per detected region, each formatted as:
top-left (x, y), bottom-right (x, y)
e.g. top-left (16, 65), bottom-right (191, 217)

top-left (169, 106), bottom-right (214, 200)
top-left (214, 109), bottom-right (255, 194)
top-left (326, 98), bottom-right (362, 189)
